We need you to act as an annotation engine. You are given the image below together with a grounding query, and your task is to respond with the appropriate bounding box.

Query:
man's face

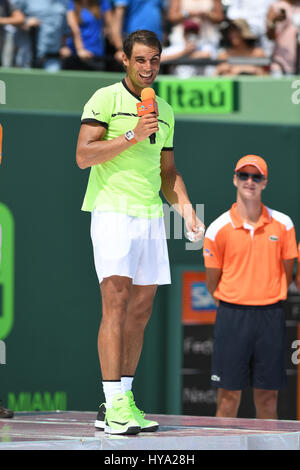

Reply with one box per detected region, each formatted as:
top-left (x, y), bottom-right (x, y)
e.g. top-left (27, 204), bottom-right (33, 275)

top-left (122, 43), bottom-right (161, 94)
top-left (233, 165), bottom-right (267, 200)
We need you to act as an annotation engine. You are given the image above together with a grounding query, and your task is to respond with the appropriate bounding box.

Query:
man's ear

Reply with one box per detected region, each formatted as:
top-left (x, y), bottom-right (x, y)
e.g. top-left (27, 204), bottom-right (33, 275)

top-left (122, 51), bottom-right (129, 69)
top-left (233, 174), bottom-right (238, 188)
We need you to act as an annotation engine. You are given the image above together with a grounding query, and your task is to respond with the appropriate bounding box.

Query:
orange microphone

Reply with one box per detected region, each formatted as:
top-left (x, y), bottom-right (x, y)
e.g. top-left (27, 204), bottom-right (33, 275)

top-left (136, 88), bottom-right (158, 144)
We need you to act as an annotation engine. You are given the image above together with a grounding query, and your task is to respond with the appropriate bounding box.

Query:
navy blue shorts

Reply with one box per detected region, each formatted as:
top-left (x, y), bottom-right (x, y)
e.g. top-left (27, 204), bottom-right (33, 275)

top-left (211, 301), bottom-right (287, 391)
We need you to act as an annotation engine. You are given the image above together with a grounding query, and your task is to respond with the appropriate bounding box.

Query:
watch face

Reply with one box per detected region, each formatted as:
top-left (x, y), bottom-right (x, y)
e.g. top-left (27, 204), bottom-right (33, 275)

top-left (126, 130), bottom-right (134, 140)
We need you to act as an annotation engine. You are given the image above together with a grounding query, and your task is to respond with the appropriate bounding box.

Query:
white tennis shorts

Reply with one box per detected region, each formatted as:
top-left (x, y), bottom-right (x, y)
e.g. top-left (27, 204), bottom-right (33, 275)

top-left (90, 211), bottom-right (171, 285)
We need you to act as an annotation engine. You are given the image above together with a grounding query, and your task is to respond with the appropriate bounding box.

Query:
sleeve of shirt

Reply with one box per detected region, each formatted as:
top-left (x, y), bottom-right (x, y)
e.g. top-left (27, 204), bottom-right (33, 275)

top-left (281, 223), bottom-right (298, 260)
top-left (10, 0), bottom-right (24, 12)
top-left (101, 0), bottom-right (112, 13)
top-left (67, 0), bottom-right (75, 11)
top-left (81, 88), bottom-right (113, 128)
top-left (113, 0), bottom-right (128, 6)
top-left (4, 0), bottom-right (12, 15)
top-left (203, 228), bottom-right (224, 269)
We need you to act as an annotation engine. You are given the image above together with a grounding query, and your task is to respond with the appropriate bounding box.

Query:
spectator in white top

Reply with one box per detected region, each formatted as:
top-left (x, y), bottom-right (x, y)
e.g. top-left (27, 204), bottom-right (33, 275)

top-left (226, 0), bottom-right (276, 55)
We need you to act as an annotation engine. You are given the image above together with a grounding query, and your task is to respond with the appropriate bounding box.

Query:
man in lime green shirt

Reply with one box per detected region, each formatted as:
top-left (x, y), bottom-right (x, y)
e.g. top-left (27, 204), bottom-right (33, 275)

top-left (76, 29), bottom-right (205, 435)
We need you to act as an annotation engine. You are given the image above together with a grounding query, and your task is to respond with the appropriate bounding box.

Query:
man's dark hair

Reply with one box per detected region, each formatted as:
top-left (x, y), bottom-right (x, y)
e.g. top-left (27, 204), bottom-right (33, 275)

top-left (123, 30), bottom-right (162, 58)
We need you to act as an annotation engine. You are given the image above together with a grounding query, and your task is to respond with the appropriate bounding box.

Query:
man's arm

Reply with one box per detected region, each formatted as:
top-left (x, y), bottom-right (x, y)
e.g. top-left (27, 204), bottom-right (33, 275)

top-left (76, 123), bottom-right (129, 169)
top-left (0, 8), bottom-right (24, 26)
top-left (160, 149), bottom-right (205, 237)
top-left (103, 9), bottom-right (117, 49)
top-left (67, 9), bottom-right (93, 59)
top-left (111, 5), bottom-right (126, 61)
top-left (205, 267), bottom-right (222, 301)
top-left (282, 258), bottom-right (295, 288)
top-left (266, 5), bottom-right (286, 40)
top-left (76, 115), bottom-right (159, 169)
top-left (201, 0), bottom-right (224, 24)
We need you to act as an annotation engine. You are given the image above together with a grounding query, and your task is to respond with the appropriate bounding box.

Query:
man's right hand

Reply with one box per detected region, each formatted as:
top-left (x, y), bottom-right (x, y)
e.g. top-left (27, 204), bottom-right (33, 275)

top-left (134, 114), bottom-right (159, 142)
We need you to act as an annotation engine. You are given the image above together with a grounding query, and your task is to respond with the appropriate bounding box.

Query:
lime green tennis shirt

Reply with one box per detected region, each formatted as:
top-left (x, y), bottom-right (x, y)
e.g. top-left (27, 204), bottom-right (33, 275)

top-left (80, 79), bottom-right (175, 218)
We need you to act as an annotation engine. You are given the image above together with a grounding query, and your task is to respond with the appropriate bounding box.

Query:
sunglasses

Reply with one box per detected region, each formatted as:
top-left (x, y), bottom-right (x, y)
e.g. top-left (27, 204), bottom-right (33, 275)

top-left (235, 172), bottom-right (265, 183)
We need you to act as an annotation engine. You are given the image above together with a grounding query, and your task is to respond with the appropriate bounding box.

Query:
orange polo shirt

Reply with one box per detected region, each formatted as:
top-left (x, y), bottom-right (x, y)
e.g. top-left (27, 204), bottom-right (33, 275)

top-left (203, 203), bottom-right (298, 305)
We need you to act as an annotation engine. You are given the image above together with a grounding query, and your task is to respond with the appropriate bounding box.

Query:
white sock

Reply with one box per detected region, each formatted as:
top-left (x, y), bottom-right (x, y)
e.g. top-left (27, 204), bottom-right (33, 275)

top-left (102, 380), bottom-right (122, 408)
top-left (121, 376), bottom-right (134, 393)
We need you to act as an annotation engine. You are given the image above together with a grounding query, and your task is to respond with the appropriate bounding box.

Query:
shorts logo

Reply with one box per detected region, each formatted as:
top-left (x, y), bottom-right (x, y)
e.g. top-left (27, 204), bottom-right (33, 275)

top-left (269, 235), bottom-right (278, 242)
top-left (211, 374), bottom-right (221, 382)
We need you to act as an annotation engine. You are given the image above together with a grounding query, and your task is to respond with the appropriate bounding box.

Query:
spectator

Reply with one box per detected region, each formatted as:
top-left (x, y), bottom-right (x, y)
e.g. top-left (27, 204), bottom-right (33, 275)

top-left (62, 0), bottom-right (114, 71)
top-left (112, 0), bottom-right (165, 62)
top-left (12, 0), bottom-right (68, 71)
top-left (226, 0), bottom-right (276, 56)
top-left (161, 19), bottom-right (212, 77)
top-left (0, 0), bottom-right (24, 66)
top-left (266, 0), bottom-right (300, 75)
top-left (167, 0), bottom-right (224, 67)
top-left (216, 19), bottom-right (267, 76)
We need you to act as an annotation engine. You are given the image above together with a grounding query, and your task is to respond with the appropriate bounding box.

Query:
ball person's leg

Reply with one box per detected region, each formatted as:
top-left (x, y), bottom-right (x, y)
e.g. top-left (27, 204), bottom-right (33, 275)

top-left (216, 388), bottom-right (242, 418)
top-left (253, 389), bottom-right (278, 419)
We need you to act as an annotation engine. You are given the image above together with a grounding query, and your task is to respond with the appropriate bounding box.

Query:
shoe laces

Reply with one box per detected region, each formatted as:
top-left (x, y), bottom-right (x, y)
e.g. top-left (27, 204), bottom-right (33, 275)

top-left (114, 398), bottom-right (134, 420)
top-left (128, 394), bottom-right (145, 418)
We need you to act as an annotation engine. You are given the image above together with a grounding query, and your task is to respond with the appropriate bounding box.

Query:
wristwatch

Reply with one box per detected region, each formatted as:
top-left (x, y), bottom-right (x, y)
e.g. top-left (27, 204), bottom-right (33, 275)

top-left (125, 130), bottom-right (137, 144)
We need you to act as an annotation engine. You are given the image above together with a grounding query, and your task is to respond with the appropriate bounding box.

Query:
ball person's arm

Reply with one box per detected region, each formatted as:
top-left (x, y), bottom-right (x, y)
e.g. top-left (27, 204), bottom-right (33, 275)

top-left (205, 267), bottom-right (222, 306)
top-left (282, 258), bottom-right (295, 288)
top-left (76, 115), bottom-right (159, 169)
top-left (295, 259), bottom-right (300, 292)
top-left (160, 149), bottom-right (205, 239)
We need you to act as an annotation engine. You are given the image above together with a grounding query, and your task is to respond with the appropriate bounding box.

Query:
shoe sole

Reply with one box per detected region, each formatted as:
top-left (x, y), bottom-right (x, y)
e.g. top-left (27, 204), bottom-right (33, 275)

top-left (141, 424), bottom-right (159, 432)
top-left (95, 419), bottom-right (105, 430)
top-left (95, 419), bottom-right (158, 433)
top-left (104, 424), bottom-right (141, 435)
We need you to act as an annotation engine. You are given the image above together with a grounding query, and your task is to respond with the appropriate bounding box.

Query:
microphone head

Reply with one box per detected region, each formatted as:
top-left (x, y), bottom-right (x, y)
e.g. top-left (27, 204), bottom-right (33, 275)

top-left (141, 88), bottom-right (156, 101)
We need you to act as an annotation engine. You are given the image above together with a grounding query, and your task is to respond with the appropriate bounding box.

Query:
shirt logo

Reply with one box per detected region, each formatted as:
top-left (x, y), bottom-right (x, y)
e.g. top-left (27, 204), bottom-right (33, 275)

top-left (203, 248), bottom-right (213, 257)
top-left (269, 235), bottom-right (279, 242)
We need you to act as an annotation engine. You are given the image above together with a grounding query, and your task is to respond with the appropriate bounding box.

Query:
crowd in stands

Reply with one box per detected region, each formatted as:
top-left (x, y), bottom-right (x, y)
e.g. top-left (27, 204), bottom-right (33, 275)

top-left (0, 0), bottom-right (300, 75)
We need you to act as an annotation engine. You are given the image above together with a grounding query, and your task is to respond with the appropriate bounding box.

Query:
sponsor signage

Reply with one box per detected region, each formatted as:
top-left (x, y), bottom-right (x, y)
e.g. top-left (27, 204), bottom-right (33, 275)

top-left (0, 203), bottom-right (14, 340)
top-left (183, 324), bottom-right (214, 370)
top-left (8, 391), bottom-right (67, 412)
top-left (182, 373), bottom-right (217, 416)
top-left (158, 79), bottom-right (236, 114)
top-left (182, 271), bottom-right (217, 324)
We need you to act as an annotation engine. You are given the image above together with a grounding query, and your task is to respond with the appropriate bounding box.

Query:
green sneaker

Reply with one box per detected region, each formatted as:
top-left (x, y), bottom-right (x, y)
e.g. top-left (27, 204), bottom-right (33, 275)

top-left (104, 393), bottom-right (141, 435)
top-left (126, 390), bottom-right (159, 432)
